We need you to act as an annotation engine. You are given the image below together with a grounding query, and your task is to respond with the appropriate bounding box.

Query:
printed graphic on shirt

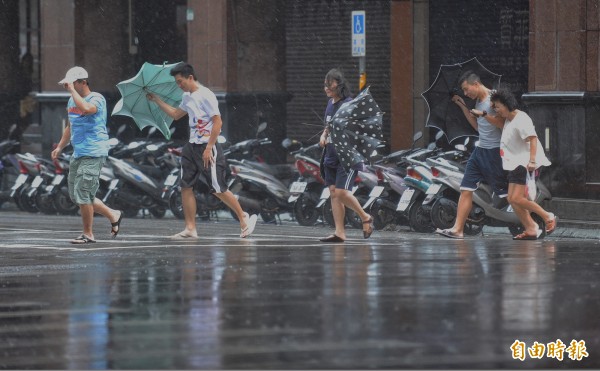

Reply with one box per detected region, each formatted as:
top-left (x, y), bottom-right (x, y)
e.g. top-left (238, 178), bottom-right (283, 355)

top-left (194, 117), bottom-right (211, 140)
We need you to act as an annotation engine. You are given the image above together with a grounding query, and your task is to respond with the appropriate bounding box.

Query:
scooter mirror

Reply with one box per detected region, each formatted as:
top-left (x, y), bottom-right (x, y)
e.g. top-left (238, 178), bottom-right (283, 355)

top-left (435, 130), bottom-right (444, 141)
top-left (455, 144), bottom-right (466, 151)
top-left (281, 138), bottom-right (292, 148)
top-left (128, 141), bottom-right (141, 149)
top-left (116, 124), bottom-right (127, 135)
top-left (257, 122), bottom-right (268, 134)
top-left (217, 135), bottom-right (227, 143)
top-left (108, 138), bottom-right (119, 147)
top-left (146, 144), bottom-right (159, 151)
top-left (413, 131), bottom-right (423, 142)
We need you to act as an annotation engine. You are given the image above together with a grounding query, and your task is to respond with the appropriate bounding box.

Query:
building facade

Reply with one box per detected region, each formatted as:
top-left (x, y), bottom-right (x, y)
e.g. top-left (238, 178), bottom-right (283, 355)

top-left (0, 0), bottom-right (599, 220)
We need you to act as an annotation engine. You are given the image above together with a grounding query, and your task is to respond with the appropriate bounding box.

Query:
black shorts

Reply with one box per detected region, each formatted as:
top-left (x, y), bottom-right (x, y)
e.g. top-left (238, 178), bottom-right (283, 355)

top-left (508, 165), bottom-right (535, 186)
top-left (180, 142), bottom-right (228, 193)
top-left (323, 164), bottom-right (358, 190)
top-left (460, 147), bottom-right (508, 197)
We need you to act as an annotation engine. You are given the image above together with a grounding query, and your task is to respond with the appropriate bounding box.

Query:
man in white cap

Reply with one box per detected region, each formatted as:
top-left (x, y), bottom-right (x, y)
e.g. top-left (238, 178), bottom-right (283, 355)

top-left (51, 66), bottom-right (123, 244)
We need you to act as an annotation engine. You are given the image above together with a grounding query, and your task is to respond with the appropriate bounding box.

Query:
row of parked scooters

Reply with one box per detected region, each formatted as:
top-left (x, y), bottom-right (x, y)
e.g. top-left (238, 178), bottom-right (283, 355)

top-left (0, 123), bottom-right (552, 237)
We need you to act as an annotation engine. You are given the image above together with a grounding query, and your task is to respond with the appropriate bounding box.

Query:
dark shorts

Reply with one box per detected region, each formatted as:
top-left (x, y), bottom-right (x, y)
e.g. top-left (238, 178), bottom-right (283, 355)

top-left (460, 147), bottom-right (508, 197)
top-left (181, 142), bottom-right (228, 193)
top-left (508, 166), bottom-right (537, 185)
top-left (323, 164), bottom-right (357, 191)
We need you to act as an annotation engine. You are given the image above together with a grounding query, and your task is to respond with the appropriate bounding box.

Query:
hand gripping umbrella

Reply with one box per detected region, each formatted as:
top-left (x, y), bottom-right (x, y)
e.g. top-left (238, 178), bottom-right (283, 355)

top-left (112, 61), bottom-right (183, 140)
top-left (422, 57), bottom-right (501, 143)
top-left (330, 87), bottom-right (385, 171)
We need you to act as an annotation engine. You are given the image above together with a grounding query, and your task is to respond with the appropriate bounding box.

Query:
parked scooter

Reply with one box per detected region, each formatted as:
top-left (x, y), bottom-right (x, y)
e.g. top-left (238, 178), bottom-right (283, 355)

top-left (286, 141), bottom-right (325, 226)
top-left (0, 136), bottom-right (20, 209)
top-left (398, 132), bottom-right (463, 233)
top-left (365, 132), bottom-right (430, 230)
top-left (10, 152), bottom-right (42, 213)
top-left (228, 152), bottom-right (298, 223)
top-left (162, 144), bottom-right (226, 221)
top-left (425, 152), bottom-right (552, 237)
top-left (25, 156), bottom-right (59, 214)
top-left (48, 153), bottom-right (79, 215)
top-left (101, 152), bottom-right (172, 218)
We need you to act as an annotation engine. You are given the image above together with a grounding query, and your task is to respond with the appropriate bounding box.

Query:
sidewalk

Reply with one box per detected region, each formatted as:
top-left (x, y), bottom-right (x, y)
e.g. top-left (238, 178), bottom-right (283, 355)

top-left (483, 219), bottom-right (600, 240)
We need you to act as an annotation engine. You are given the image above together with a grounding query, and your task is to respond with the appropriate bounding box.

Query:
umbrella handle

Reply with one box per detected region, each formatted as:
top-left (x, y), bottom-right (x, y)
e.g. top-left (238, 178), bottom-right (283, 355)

top-left (453, 97), bottom-right (468, 109)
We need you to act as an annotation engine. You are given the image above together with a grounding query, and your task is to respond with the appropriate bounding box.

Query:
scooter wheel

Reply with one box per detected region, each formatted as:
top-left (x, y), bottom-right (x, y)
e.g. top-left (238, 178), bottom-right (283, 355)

top-left (408, 198), bottom-right (435, 233)
top-left (149, 206), bottom-right (166, 219)
top-left (369, 202), bottom-right (396, 230)
top-left (18, 187), bottom-right (39, 213)
top-left (168, 190), bottom-right (185, 219)
top-left (293, 192), bottom-right (320, 226)
top-left (430, 197), bottom-right (457, 230)
top-left (53, 187), bottom-right (78, 215)
top-left (35, 191), bottom-right (57, 215)
top-left (259, 198), bottom-right (278, 224)
top-left (322, 199), bottom-right (335, 227)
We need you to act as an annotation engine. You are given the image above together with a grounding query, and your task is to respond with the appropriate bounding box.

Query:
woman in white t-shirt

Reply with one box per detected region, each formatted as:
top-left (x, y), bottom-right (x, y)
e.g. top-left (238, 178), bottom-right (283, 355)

top-left (490, 89), bottom-right (557, 240)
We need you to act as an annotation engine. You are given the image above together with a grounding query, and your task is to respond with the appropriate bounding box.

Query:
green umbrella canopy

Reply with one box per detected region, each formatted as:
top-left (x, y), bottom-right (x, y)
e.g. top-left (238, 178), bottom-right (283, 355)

top-left (112, 62), bottom-right (183, 140)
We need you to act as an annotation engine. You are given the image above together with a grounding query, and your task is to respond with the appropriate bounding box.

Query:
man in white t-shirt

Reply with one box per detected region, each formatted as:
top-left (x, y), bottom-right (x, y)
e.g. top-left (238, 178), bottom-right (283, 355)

top-left (147, 62), bottom-right (257, 238)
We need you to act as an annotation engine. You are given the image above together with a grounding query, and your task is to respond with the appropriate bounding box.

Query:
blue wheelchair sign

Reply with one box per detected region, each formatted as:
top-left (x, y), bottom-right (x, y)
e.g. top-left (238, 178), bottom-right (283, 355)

top-left (352, 11), bottom-right (366, 57)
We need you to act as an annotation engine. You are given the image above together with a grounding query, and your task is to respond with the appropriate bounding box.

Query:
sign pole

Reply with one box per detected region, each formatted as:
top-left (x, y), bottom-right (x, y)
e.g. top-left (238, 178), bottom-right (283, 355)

top-left (351, 10), bottom-right (366, 91)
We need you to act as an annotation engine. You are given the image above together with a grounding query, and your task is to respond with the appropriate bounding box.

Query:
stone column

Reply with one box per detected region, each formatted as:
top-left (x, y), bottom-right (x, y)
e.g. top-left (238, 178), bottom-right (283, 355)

top-left (186, 0), bottom-right (288, 162)
top-left (37, 0), bottom-right (130, 155)
top-left (0, 0), bottom-right (20, 139)
top-left (526, 0), bottom-right (600, 215)
top-left (390, 0), bottom-right (429, 151)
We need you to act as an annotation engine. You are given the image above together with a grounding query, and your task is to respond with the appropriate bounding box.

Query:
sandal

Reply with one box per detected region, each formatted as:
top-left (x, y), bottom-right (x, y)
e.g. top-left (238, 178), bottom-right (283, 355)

top-left (546, 213), bottom-right (558, 235)
top-left (362, 215), bottom-right (374, 239)
top-left (319, 234), bottom-right (345, 242)
top-left (436, 228), bottom-right (464, 240)
top-left (513, 228), bottom-right (542, 240)
top-left (170, 231), bottom-right (198, 239)
top-left (71, 235), bottom-right (96, 244)
top-left (110, 211), bottom-right (124, 239)
top-left (240, 213), bottom-right (258, 238)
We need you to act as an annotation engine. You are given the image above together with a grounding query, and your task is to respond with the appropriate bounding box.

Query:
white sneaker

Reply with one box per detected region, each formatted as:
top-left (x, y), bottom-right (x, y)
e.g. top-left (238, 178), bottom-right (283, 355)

top-left (240, 213), bottom-right (258, 238)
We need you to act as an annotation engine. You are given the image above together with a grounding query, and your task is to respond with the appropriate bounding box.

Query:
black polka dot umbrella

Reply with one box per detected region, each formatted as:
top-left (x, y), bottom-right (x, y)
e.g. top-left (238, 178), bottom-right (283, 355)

top-left (330, 87), bottom-right (384, 172)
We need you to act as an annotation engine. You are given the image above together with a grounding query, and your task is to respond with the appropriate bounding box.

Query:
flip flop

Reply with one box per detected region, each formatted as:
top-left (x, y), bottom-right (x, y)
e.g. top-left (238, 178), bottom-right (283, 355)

top-left (110, 211), bottom-right (124, 239)
top-left (319, 234), bottom-right (345, 243)
top-left (546, 213), bottom-right (558, 235)
top-left (170, 231), bottom-right (199, 239)
top-left (435, 228), bottom-right (464, 240)
top-left (71, 235), bottom-right (96, 244)
top-left (240, 213), bottom-right (258, 238)
top-left (362, 215), bottom-right (374, 239)
top-left (513, 229), bottom-right (542, 240)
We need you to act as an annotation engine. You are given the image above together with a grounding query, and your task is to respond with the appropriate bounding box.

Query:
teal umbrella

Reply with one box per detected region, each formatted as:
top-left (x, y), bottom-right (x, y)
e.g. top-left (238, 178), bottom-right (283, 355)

top-left (112, 61), bottom-right (183, 139)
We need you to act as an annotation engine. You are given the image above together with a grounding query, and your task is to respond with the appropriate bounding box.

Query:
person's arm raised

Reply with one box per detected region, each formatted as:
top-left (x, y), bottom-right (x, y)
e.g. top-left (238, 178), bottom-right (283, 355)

top-left (146, 93), bottom-right (187, 120)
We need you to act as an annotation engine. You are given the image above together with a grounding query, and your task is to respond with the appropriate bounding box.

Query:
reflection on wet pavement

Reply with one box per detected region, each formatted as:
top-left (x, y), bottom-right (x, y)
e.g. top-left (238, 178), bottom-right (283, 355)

top-left (0, 214), bottom-right (599, 368)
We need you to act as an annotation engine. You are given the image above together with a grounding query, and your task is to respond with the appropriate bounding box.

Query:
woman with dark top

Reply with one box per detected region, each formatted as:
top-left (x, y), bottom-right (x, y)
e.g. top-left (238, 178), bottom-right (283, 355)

top-left (318, 68), bottom-right (374, 242)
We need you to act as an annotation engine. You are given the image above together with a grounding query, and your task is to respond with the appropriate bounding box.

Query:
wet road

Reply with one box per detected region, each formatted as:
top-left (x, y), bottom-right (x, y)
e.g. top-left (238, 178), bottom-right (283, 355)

top-left (0, 211), bottom-right (599, 369)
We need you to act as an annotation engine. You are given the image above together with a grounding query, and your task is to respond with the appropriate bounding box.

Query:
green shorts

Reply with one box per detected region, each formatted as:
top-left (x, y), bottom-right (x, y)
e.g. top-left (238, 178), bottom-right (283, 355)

top-left (68, 156), bottom-right (106, 205)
